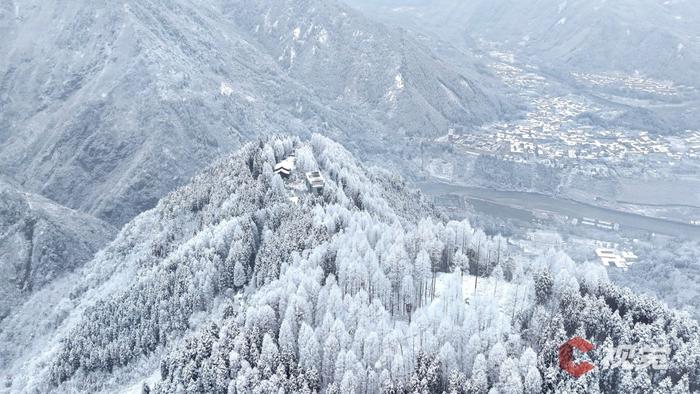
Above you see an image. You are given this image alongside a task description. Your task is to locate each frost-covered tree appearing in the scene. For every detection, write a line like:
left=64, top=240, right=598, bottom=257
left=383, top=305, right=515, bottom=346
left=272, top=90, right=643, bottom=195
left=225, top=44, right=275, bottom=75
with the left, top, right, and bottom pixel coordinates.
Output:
left=39, top=137, right=700, bottom=394
left=298, top=323, right=320, bottom=374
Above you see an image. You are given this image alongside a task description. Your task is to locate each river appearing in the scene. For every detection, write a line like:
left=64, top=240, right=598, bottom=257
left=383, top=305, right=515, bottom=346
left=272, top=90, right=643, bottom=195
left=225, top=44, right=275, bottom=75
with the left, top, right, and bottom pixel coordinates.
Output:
left=417, top=181, right=700, bottom=239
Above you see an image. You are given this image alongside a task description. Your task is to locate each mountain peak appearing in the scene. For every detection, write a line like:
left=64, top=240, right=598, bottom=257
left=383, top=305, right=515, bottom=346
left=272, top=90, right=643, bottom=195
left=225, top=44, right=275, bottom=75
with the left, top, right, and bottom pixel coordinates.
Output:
left=2, top=136, right=698, bottom=393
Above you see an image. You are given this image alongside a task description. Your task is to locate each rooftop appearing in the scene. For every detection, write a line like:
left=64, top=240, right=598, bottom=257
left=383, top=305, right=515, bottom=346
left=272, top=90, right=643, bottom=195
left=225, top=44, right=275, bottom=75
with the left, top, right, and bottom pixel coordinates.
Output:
left=306, top=171, right=325, bottom=188
left=274, top=156, right=296, bottom=172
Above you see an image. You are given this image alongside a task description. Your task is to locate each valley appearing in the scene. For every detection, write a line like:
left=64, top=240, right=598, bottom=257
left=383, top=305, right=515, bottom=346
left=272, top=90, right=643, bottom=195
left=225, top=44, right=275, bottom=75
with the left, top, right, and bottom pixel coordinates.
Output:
left=1, top=1, right=700, bottom=393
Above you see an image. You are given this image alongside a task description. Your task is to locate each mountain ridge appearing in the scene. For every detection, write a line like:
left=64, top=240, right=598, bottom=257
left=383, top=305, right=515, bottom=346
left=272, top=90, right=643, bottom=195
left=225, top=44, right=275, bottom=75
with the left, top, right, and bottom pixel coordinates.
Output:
left=345, top=0, right=700, bottom=87
left=0, top=0, right=508, bottom=227
left=0, top=180, right=116, bottom=323
left=1, top=136, right=698, bottom=393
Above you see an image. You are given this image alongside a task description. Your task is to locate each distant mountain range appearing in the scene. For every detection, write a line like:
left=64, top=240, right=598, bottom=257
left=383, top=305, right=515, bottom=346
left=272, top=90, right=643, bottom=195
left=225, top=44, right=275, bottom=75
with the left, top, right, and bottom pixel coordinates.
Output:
left=0, top=0, right=508, bottom=227
left=346, top=0, right=700, bottom=87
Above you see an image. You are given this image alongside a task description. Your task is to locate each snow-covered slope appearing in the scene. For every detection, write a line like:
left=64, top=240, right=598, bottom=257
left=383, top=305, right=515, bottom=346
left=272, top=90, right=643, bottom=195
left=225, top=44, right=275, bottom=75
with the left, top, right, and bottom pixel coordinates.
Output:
left=1, top=136, right=698, bottom=393
left=226, top=0, right=505, bottom=135
left=0, top=135, right=434, bottom=392
left=0, top=0, right=507, bottom=226
left=0, top=180, right=115, bottom=322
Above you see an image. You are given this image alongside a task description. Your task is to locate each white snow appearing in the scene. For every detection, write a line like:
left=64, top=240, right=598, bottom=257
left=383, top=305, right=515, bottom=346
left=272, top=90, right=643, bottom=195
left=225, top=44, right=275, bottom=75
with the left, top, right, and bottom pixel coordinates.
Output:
left=434, top=272, right=517, bottom=313
left=263, top=8, right=271, bottom=28
left=677, top=43, right=684, bottom=52
left=219, top=82, right=234, bottom=96
left=391, top=6, right=417, bottom=13
left=439, top=80, right=462, bottom=107
left=122, top=369, right=161, bottom=394
left=292, top=27, right=301, bottom=41
left=557, top=17, right=567, bottom=26
left=318, top=28, right=329, bottom=44
left=394, top=73, right=405, bottom=90
left=558, top=1, right=568, bottom=14
left=385, top=74, right=405, bottom=106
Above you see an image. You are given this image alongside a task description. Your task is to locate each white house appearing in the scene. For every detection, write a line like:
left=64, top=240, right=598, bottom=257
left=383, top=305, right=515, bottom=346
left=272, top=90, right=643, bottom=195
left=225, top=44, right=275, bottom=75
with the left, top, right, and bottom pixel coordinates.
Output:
left=596, top=248, right=638, bottom=270
left=595, top=248, right=627, bottom=268
left=621, top=251, right=638, bottom=263
left=274, top=156, right=296, bottom=178
left=305, top=171, right=325, bottom=194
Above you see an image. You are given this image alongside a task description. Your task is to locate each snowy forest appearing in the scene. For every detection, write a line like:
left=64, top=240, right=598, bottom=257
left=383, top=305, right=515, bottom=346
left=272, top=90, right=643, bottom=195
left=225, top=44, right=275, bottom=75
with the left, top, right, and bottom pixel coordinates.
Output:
left=2, top=0, right=700, bottom=392
left=1, top=136, right=693, bottom=393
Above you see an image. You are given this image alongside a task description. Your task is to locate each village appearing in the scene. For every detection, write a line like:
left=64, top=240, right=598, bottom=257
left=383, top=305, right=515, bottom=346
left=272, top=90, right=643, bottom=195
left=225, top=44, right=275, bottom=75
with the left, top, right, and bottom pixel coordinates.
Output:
left=440, top=111, right=697, bottom=171
left=572, top=71, right=695, bottom=97
left=425, top=47, right=700, bottom=278
left=434, top=48, right=700, bottom=171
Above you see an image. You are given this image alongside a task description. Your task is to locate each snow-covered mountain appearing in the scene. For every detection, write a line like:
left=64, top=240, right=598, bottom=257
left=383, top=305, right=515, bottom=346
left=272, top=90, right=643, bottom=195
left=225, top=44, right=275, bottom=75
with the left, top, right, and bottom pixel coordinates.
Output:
left=226, top=0, right=505, bottom=134
left=0, top=179, right=115, bottom=322
left=346, top=0, right=700, bottom=87
left=1, top=136, right=697, bottom=393
left=0, top=0, right=507, bottom=226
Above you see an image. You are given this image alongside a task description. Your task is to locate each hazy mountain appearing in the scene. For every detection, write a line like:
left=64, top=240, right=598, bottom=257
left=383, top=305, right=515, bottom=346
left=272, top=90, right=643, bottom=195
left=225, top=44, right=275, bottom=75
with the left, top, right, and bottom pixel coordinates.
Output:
left=346, top=0, right=700, bottom=86
left=226, top=0, right=506, bottom=135
left=0, top=0, right=507, bottom=227
left=1, top=136, right=698, bottom=393
left=0, top=180, right=115, bottom=322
